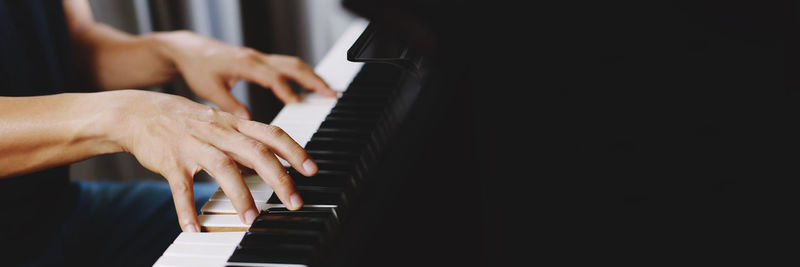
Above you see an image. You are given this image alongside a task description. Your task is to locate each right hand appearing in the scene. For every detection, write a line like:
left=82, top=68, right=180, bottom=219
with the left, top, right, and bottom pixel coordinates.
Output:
left=103, top=90, right=317, bottom=232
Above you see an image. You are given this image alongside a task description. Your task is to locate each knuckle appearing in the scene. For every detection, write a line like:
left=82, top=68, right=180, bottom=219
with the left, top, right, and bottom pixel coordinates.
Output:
left=199, top=106, right=218, bottom=121
left=169, top=181, right=192, bottom=195
left=252, top=142, right=272, bottom=157
left=273, top=171, right=293, bottom=187
left=263, top=124, right=287, bottom=138
left=212, top=156, right=237, bottom=172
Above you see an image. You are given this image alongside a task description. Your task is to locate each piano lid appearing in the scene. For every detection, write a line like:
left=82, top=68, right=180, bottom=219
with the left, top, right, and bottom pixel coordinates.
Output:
left=346, top=22, right=422, bottom=75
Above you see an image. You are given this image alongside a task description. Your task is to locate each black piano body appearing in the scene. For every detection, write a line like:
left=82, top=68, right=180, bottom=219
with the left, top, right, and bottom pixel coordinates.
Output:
left=233, top=1, right=798, bottom=266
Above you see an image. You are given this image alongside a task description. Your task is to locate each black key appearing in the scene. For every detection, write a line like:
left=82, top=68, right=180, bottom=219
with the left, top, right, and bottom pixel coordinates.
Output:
left=238, top=231, right=323, bottom=248
left=319, top=119, right=375, bottom=131
left=267, top=188, right=347, bottom=206
left=326, top=109, right=382, bottom=120
left=250, top=215, right=333, bottom=233
left=312, top=128, right=373, bottom=140
left=228, top=245, right=314, bottom=265
left=265, top=207, right=340, bottom=223
left=332, top=102, right=385, bottom=111
left=307, top=149, right=361, bottom=161
left=289, top=169, right=357, bottom=188
left=266, top=207, right=337, bottom=218
left=305, top=139, right=366, bottom=151
left=313, top=159, right=355, bottom=172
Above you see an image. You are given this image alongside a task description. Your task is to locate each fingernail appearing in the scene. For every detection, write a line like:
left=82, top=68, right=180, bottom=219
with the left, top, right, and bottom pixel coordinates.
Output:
left=303, top=159, right=318, bottom=175
left=183, top=223, right=199, bottom=232
left=243, top=209, right=258, bottom=225
left=290, top=193, right=303, bottom=210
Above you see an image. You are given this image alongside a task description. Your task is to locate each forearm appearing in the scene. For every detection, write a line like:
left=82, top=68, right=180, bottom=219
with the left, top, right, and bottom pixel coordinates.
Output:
left=0, top=92, right=122, bottom=177
left=71, top=22, right=179, bottom=90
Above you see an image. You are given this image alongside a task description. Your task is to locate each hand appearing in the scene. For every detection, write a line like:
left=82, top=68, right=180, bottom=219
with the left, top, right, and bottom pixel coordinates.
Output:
left=104, top=90, right=318, bottom=232
left=155, top=31, right=337, bottom=120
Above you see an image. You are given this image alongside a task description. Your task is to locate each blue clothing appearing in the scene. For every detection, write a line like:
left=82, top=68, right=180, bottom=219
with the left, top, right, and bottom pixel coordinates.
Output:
left=22, top=181, right=216, bottom=267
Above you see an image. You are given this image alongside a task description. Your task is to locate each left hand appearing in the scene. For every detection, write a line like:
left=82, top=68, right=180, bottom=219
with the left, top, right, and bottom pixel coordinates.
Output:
left=155, top=31, right=337, bottom=120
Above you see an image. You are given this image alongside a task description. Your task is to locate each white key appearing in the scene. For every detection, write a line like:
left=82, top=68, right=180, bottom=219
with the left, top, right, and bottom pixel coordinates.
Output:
left=198, top=214, right=250, bottom=232
left=208, top=190, right=270, bottom=203
left=172, top=231, right=245, bottom=245
left=201, top=200, right=268, bottom=214
left=154, top=232, right=245, bottom=266
left=153, top=255, right=229, bottom=267
left=245, top=182, right=272, bottom=192
left=273, top=122, right=320, bottom=147
left=163, top=243, right=236, bottom=258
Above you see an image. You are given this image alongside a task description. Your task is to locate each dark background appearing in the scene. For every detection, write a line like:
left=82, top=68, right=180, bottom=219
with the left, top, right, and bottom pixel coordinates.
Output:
left=342, top=0, right=798, bottom=265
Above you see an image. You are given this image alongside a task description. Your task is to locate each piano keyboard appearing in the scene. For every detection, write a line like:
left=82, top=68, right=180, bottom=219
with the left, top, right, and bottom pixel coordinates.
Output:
left=154, top=18, right=417, bottom=267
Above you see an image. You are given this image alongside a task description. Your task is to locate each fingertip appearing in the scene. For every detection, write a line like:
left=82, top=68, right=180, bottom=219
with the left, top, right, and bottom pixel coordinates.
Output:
left=182, top=223, right=199, bottom=232
left=242, top=209, right=259, bottom=225
left=289, top=193, right=303, bottom=210
left=302, top=159, right=318, bottom=176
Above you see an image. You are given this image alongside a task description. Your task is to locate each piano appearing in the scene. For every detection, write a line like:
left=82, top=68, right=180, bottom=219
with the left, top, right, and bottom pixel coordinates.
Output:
left=154, top=14, right=485, bottom=265
left=151, top=0, right=796, bottom=265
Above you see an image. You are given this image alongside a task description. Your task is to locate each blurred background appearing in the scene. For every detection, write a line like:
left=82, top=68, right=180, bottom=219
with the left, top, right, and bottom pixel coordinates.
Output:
left=70, top=0, right=359, bottom=182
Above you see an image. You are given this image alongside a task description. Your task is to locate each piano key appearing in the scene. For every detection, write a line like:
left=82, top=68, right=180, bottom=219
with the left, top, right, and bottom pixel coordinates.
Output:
left=311, top=128, right=373, bottom=141
left=265, top=207, right=339, bottom=223
left=250, top=215, right=333, bottom=234
left=227, top=245, right=315, bottom=265
left=172, top=231, right=246, bottom=245
left=289, top=169, right=356, bottom=187
left=243, top=182, right=272, bottom=192
left=163, top=243, right=237, bottom=258
left=199, top=214, right=251, bottom=232
left=153, top=255, right=229, bottom=267
left=202, top=201, right=269, bottom=214
left=306, top=149, right=362, bottom=160
left=271, top=103, right=335, bottom=123
left=157, top=18, right=372, bottom=266
left=243, top=175, right=266, bottom=184
left=208, top=190, right=271, bottom=203
left=304, top=139, right=366, bottom=152
left=238, top=231, right=323, bottom=249
left=266, top=189, right=347, bottom=206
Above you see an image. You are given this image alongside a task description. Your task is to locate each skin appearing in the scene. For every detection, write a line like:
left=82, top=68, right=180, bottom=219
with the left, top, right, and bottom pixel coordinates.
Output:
left=0, top=0, right=338, bottom=232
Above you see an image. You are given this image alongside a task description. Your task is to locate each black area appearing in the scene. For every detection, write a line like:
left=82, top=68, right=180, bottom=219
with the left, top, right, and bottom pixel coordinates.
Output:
left=340, top=0, right=798, bottom=265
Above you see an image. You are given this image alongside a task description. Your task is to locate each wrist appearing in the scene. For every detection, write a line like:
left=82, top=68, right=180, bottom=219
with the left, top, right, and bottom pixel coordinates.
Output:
left=79, top=91, right=134, bottom=155
left=149, top=30, right=195, bottom=70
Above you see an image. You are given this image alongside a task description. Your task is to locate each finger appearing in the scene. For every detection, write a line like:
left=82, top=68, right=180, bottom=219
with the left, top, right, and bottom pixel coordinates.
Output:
left=165, top=170, right=200, bottom=232
left=194, top=141, right=259, bottom=224
left=186, top=76, right=251, bottom=120
left=203, top=127, right=304, bottom=211
left=239, top=66, right=301, bottom=104
left=272, top=61, right=335, bottom=97
left=236, top=121, right=317, bottom=177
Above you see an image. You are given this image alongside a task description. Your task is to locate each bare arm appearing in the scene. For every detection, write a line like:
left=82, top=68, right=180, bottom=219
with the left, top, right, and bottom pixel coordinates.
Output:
left=63, top=0, right=336, bottom=119
left=0, top=90, right=317, bottom=232
left=64, top=0, right=176, bottom=91
left=0, top=93, right=121, bottom=178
